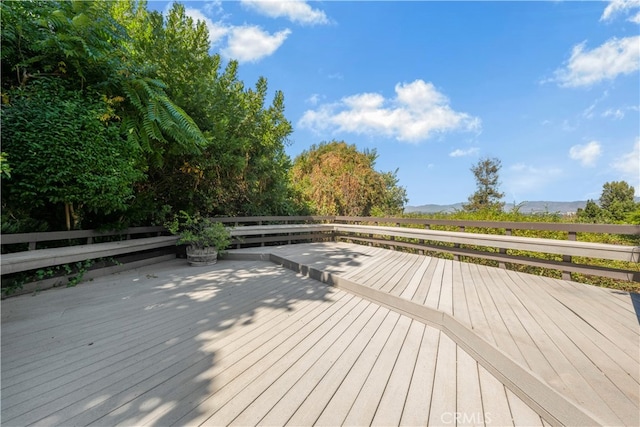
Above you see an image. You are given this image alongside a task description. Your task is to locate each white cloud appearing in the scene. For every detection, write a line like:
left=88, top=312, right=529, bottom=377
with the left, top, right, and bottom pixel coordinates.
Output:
left=611, top=138, right=640, bottom=193
left=449, top=147, right=479, bottom=157
left=180, top=6, right=290, bottom=63
left=602, top=108, right=625, bottom=119
left=552, top=36, right=640, bottom=87
left=184, top=7, right=230, bottom=46
left=203, top=1, right=224, bottom=17
left=600, top=0, right=640, bottom=22
left=506, top=163, right=563, bottom=195
left=582, top=103, right=596, bottom=119
left=222, top=26, right=291, bottom=63
left=306, top=93, right=322, bottom=105
left=562, top=119, right=578, bottom=132
left=569, top=141, right=602, bottom=167
left=299, top=79, right=481, bottom=143
left=241, top=0, right=329, bottom=25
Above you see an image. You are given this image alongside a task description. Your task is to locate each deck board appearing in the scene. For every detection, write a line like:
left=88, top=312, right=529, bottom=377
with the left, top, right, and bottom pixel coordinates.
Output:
left=426, top=332, right=457, bottom=427
left=226, top=242, right=639, bottom=426
left=3, top=241, right=638, bottom=426
left=399, top=327, right=440, bottom=427
left=455, top=346, right=483, bottom=427
left=342, top=315, right=413, bottom=426
left=263, top=306, right=388, bottom=425
left=370, top=320, right=424, bottom=427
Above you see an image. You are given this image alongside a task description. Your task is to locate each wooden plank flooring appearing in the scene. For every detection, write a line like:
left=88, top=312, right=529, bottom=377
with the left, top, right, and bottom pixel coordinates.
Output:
left=229, top=242, right=640, bottom=426
left=2, top=257, right=545, bottom=426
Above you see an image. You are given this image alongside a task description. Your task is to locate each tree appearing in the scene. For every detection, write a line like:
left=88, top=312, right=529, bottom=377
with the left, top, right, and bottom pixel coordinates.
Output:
left=463, top=157, right=505, bottom=212
left=1, top=78, right=142, bottom=230
left=1, top=0, right=210, bottom=228
left=577, top=200, right=605, bottom=223
left=113, top=3, right=297, bottom=217
left=576, top=181, right=637, bottom=223
left=600, top=181, right=636, bottom=222
left=1, top=0, right=301, bottom=230
left=290, top=141, right=407, bottom=216
left=374, top=171, right=409, bottom=216
left=1, top=0, right=207, bottom=163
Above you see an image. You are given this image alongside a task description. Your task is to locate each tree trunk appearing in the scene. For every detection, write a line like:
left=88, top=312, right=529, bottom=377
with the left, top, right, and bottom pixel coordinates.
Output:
left=65, top=203, right=71, bottom=231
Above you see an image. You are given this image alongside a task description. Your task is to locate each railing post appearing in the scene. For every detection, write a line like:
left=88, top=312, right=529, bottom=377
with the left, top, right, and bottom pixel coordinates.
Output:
left=389, top=222, right=398, bottom=251
left=499, top=228, right=511, bottom=269
left=28, top=241, right=36, bottom=251
left=563, top=231, right=577, bottom=280
left=454, top=226, right=464, bottom=259
left=418, top=224, right=429, bottom=255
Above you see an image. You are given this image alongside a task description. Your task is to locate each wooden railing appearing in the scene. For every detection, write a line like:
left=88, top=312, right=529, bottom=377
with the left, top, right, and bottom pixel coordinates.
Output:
left=1, top=226, right=177, bottom=296
left=2, top=216, right=639, bottom=296
left=222, top=216, right=640, bottom=283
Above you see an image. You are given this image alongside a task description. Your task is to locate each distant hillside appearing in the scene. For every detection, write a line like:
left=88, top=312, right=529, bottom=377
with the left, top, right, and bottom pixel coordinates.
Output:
left=406, top=197, right=640, bottom=214
left=405, top=201, right=588, bottom=214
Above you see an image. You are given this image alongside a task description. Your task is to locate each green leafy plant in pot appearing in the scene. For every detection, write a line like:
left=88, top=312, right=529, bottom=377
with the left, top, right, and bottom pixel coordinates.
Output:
left=166, top=211, right=231, bottom=266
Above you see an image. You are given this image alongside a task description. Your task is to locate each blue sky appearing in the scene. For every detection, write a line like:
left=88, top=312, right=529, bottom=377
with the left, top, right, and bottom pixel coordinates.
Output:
left=149, top=0, right=639, bottom=206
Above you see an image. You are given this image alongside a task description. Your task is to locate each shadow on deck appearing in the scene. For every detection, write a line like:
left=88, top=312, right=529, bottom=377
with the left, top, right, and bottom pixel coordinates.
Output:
left=2, top=259, right=336, bottom=426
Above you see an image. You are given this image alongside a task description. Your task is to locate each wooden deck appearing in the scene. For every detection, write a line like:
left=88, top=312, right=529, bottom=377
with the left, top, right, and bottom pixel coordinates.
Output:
left=2, top=242, right=638, bottom=426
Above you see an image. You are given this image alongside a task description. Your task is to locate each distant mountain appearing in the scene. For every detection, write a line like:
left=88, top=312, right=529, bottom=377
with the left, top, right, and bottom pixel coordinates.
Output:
left=405, top=200, right=589, bottom=214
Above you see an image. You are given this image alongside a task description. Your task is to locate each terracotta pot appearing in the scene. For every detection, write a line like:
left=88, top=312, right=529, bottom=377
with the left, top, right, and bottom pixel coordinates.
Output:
left=186, top=246, right=218, bottom=266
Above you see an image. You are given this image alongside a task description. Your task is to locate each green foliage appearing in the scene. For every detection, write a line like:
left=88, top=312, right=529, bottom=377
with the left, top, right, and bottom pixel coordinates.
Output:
left=0, top=152, right=11, bottom=178
left=2, top=258, right=95, bottom=296
left=463, top=157, right=505, bottom=213
left=2, top=0, right=299, bottom=230
left=600, top=181, right=637, bottom=222
left=577, top=200, right=605, bottom=223
left=290, top=141, right=407, bottom=216
left=112, top=3, right=299, bottom=217
left=1, top=78, right=143, bottom=229
left=166, top=211, right=231, bottom=253
left=577, top=181, right=638, bottom=224
left=1, top=0, right=127, bottom=89
left=625, top=207, right=640, bottom=225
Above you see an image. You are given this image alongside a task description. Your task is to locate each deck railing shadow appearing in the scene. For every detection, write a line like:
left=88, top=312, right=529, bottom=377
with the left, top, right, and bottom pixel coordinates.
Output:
left=630, top=293, right=640, bottom=325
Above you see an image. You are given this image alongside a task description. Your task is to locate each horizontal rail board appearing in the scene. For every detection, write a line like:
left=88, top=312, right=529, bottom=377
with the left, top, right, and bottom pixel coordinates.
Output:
left=1, top=226, right=166, bottom=246
left=232, top=233, right=333, bottom=246
left=333, top=224, right=639, bottom=262
left=228, top=224, right=333, bottom=236
left=334, top=216, right=640, bottom=234
left=337, top=235, right=640, bottom=282
left=217, top=215, right=334, bottom=225
left=227, top=223, right=639, bottom=263
left=1, top=236, right=178, bottom=275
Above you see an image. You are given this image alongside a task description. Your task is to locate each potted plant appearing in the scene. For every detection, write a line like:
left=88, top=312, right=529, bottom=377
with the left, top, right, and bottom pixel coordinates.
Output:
left=166, top=211, right=231, bottom=266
